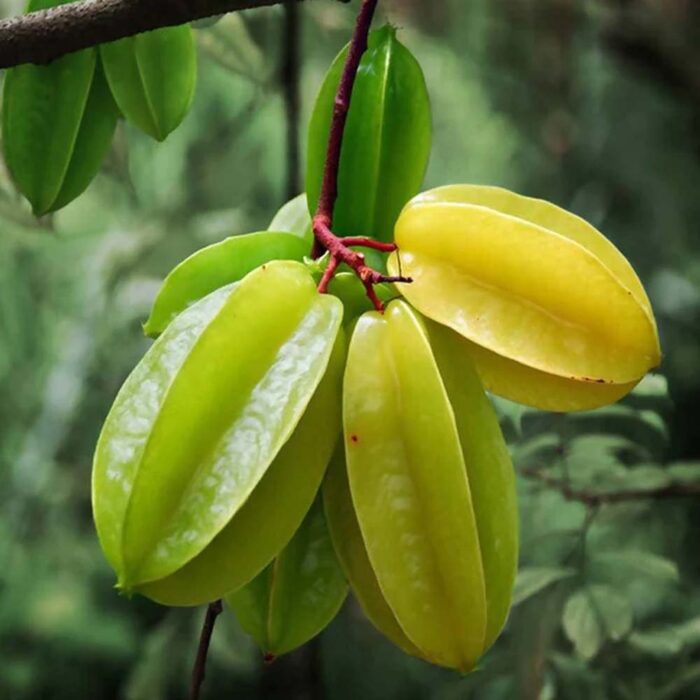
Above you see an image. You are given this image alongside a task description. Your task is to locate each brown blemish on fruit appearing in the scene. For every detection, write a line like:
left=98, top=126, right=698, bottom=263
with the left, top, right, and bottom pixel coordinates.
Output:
left=575, top=376, right=612, bottom=384
left=350, top=434, right=359, bottom=443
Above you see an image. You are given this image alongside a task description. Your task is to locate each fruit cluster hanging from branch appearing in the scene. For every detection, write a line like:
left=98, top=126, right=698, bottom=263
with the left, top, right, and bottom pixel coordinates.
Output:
left=0, top=0, right=662, bottom=697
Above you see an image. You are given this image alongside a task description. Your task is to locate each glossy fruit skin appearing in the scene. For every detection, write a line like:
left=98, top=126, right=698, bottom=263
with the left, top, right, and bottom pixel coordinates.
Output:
left=342, top=300, right=518, bottom=671
left=389, top=184, right=661, bottom=411
left=2, top=0, right=119, bottom=215
left=323, top=447, right=422, bottom=658
left=92, top=261, right=343, bottom=601
left=226, top=497, right=347, bottom=658
left=307, top=25, right=431, bottom=244
left=100, top=24, right=196, bottom=141
left=143, top=232, right=309, bottom=337
left=139, top=333, right=345, bottom=606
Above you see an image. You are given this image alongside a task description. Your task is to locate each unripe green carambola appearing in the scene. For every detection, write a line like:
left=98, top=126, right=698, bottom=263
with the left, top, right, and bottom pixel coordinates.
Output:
left=334, top=300, right=518, bottom=671
left=2, top=0, right=119, bottom=215
left=100, top=24, right=196, bottom=141
left=143, top=231, right=309, bottom=337
left=92, top=261, right=344, bottom=605
left=226, top=497, right=347, bottom=659
left=307, top=25, right=431, bottom=244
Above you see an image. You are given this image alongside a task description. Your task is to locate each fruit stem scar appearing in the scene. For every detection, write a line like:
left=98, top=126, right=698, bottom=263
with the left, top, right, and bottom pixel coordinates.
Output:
left=309, top=0, right=411, bottom=312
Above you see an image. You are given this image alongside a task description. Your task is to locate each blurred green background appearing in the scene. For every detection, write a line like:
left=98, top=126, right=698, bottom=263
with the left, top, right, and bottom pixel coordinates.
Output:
left=1, top=0, right=699, bottom=698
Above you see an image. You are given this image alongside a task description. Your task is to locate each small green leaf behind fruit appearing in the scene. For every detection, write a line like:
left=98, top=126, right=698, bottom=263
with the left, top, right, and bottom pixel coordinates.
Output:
left=2, top=0, right=120, bottom=215
left=563, top=585, right=633, bottom=660
left=226, top=497, right=348, bottom=658
left=512, top=567, right=576, bottom=607
left=101, top=25, right=197, bottom=141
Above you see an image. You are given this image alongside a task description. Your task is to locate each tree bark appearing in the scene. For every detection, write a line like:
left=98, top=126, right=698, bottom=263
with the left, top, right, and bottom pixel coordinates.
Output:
left=0, top=0, right=346, bottom=69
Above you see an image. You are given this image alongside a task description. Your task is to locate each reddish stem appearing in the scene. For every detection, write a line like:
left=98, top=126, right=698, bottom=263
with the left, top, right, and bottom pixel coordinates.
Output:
left=311, top=0, right=411, bottom=311
left=315, top=218, right=409, bottom=302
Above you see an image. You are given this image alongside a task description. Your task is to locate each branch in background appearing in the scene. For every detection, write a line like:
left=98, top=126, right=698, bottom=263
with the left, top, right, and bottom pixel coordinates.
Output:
left=521, top=467, right=700, bottom=507
left=0, top=0, right=347, bottom=70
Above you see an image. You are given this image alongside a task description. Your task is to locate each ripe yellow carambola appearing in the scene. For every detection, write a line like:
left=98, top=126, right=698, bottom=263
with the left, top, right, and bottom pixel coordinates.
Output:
left=331, top=300, right=518, bottom=671
left=389, top=185, right=661, bottom=411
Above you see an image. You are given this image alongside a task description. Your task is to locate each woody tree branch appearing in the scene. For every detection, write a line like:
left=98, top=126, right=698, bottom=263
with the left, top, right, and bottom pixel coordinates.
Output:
left=0, top=0, right=347, bottom=70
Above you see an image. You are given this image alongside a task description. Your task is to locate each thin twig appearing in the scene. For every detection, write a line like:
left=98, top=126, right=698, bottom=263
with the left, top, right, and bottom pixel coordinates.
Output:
left=310, top=0, right=411, bottom=310
left=0, top=0, right=347, bottom=70
left=522, top=467, right=700, bottom=506
left=190, top=599, right=223, bottom=700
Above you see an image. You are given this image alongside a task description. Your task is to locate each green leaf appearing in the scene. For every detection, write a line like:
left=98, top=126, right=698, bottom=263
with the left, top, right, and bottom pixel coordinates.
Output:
left=562, top=589, right=604, bottom=660
left=667, top=462, right=700, bottom=484
left=93, top=261, right=343, bottom=590
left=307, top=25, right=431, bottom=243
left=511, top=433, right=562, bottom=467
left=605, top=465, right=671, bottom=492
left=512, top=567, right=576, bottom=606
left=587, top=584, right=633, bottom=641
left=589, top=551, right=679, bottom=585
left=227, top=497, right=348, bottom=657
left=628, top=628, right=684, bottom=658
left=674, top=617, right=700, bottom=647
left=101, top=24, right=196, bottom=141
left=628, top=617, right=700, bottom=658
left=143, top=232, right=309, bottom=337
left=268, top=193, right=312, bottom=241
